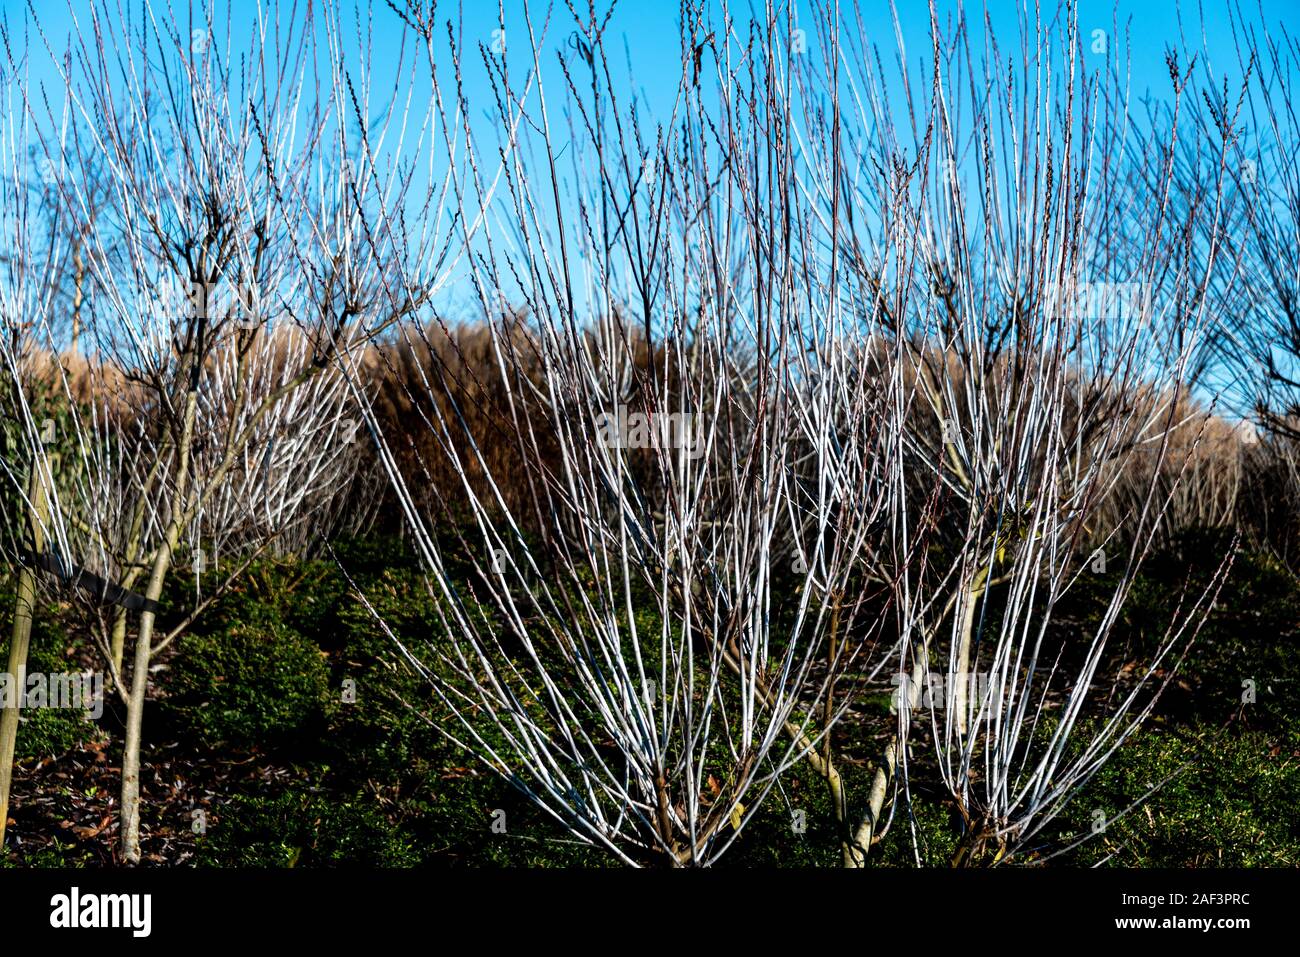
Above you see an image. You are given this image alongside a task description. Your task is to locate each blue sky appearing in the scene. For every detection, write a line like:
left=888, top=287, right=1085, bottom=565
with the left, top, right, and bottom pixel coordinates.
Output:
left=2, top=0, right=1296, bottom=350
left=8, top=0, right=1291, bottom=144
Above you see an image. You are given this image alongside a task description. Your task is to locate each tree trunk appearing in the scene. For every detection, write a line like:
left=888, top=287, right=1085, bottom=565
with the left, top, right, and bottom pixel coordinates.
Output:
left=70, top=239, right=84, bottom=355
left=846, top=649, right=925, bottom=866
left=109, top=607, right=128, bottom=675
left=951, top=570, right=988, bottom=738
left=118, top=546, right=172, bottom=863
left=0, top=453, right=52, bottom=849
left=118, top=390, right=197, bottom=863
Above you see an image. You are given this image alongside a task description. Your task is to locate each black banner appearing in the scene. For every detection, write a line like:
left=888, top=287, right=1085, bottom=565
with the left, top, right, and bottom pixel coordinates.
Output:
left=0, top=867, right=1287, bottom=945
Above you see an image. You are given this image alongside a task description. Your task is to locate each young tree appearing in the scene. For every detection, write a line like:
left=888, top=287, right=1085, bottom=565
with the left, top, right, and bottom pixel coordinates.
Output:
left=0, top=63, right=80, bottom=848
left=1, top=0, right=410, bottom=861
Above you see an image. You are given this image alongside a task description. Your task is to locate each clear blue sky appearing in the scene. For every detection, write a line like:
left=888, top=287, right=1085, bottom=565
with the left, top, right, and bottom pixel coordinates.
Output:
left=2, top=0, right=1295, bottom=335
left=7, top=0, right=1291, bottom=146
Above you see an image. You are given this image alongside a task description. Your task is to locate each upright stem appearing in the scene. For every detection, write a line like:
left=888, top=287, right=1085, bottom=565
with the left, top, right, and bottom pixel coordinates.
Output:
left=119, top=390, right=196, bottom=863
left=952, top=569, right=988, bottom=739
left=0, top=450, right=52, bottom=850
left=109, top=607, right=128, bottom=675
left=112, top=474, right=156, bottom=674
left=846, top=592, right=958, bottom=867
left=846, top=649, right=925, bottom=866
left=70, top=239, right=84, bottom=355
left=118, top=546, right=172, bottom=863
left=820, top=598, right=854, bottom=865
